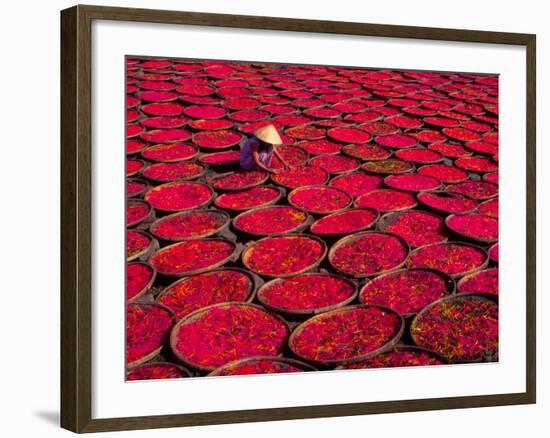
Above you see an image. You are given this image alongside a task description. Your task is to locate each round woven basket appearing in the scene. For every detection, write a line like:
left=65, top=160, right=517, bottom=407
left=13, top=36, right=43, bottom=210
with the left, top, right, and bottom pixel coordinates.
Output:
left=410, top=294, right=498, bottom=364
left=149, top=209, right=231, bottom=242
left=445, top=214, right=499, bottom=244
left=126, top=302, right=177, bottom=369
left=155, top=267, right=262, bottom=311
left=328, top=231, right=410, bottom=278
left=126, top=361, right=193, bottom=380
left=232, top=205, right=312, bottom=238
left=287, top=185, right=353, bottom=216
left=150, top=238, right=242, bottom=277
left=334, top=344, right=449, bottom=369
left=407, top=241, right=489, bottom=279
left=256, top=272, right=359, bottom=317
left=170, top=302, right=290, bottom=373
left=376, top=209, right=449, bottom=248
left=241, top=234, right=328, bottom=279
left=358, top=267, right=456, bottom=319
left=208, top=356, right=318, bottom=376
left=127, top=261, right=158, bottom=303
left=288, top=304, right=405, bottom=367
left=309, top=208, right=380, bottom=238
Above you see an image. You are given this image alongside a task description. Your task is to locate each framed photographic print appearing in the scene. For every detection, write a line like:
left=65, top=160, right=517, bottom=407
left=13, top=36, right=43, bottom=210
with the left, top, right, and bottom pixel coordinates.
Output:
left=60, top=4, right=536, bottom=433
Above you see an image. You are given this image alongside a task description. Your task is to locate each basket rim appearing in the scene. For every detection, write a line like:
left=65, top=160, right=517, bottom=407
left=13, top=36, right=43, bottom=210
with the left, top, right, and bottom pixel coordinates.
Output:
left=288, top=304, right=405, bottom=366
left=287, top=184, right=353, bottom=215
left=149, top=237, right=240, bottom=277
left=488, top=242, right=499, bottom=263
left=149, top=208, right=231, bottom=242
left=126, top=302, right=177, bottom=369
left=207, top=355, right=318, bottom=376
left=409, top=293, right=498, bottom=364
left=169, top=302, right=290, bottom=373
left=241, top=233, right=328, bottom=279
left=359, top=267, right=456, bottom=318
left=256, top=271, right=359, bottom=316
left=328, top=230, right=411, bottom=279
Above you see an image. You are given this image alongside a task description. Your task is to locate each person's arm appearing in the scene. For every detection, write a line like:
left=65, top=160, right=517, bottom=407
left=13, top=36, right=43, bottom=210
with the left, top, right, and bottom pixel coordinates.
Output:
left=272, top=145, right=293, bottom=169
left=252, top=150, right=279, bottom=174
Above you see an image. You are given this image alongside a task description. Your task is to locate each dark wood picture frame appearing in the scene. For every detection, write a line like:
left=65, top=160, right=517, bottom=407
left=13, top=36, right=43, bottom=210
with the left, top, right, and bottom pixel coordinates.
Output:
left=60, top=4, right=536, bottom=433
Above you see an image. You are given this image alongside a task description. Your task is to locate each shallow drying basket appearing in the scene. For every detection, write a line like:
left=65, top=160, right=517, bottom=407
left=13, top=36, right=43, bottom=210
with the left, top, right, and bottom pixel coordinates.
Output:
left=126, top=302, right=177, bottom=370
left=288, top=304, right=405, bottom=367
left=409, top=294, right=498, bottom=364
left=127, top=261, right=158, bottom=303
left=232, top=205, right=313, bottom=238
left=213, top=185, right=286, bottom=214
left=207, top=356, right=318, bottom=376
left=445, top=214, right=499, bottom=244
left=241, top=234, right=328, bottom=279
left=376, top=209, right=449, bottom=247
left=287, top=185, right=353, bottom=215
left=149, top=209, right=231, bottom=242
left=126, top=361, right=193, bottom=380
left=358, top=267, right=456, bottom=319
left=126, top=178, right=151, bottom=198
left=169, top=302, right=290, bottom=373
left=209, top=171, right=270, bottom=192
left=126, top=230, right=158, bottom=262
left=156, top=267, right=262, bottom=309
left=256, top=272, right=359, bottom=317
left=407, top=241, right=489, bottom=280
left=126, top=199, right=153, bottom=228
left=328, top=231, right=411, bottom=279
left=144, top=181, right=215, bottom=213
left=334, top=344, right=449, bottom=369
left=309, top=208, right=380, bottom=238
left=149, top=238, right=242, bottom=277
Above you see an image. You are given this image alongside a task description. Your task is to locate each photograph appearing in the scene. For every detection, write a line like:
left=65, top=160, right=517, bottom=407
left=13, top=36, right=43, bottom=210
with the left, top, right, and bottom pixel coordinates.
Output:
left=125, top=56, right=499, bottom=380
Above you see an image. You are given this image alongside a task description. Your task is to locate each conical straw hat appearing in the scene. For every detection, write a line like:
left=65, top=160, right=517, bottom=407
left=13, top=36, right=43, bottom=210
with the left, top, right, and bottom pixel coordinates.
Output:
left=254, top=124, right=282, bottom=145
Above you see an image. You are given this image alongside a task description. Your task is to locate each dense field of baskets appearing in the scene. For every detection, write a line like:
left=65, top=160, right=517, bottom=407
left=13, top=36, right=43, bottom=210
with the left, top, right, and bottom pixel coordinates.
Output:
left=125, top=56, right=498, bottom=380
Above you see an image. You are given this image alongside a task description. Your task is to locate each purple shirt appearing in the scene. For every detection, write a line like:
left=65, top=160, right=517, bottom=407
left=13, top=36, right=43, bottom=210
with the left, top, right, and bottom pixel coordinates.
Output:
left=240, top=136, right=273, bottom=170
